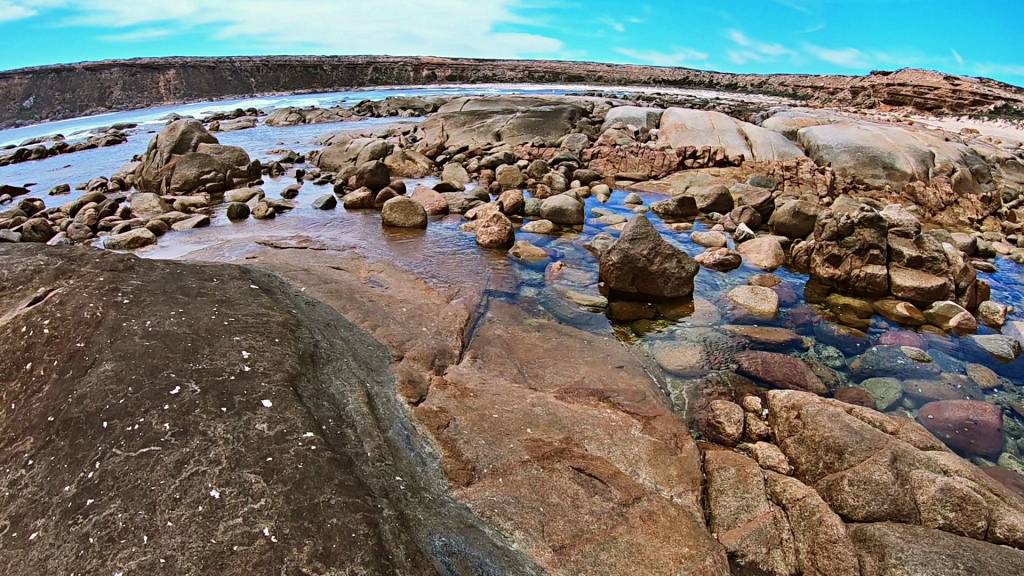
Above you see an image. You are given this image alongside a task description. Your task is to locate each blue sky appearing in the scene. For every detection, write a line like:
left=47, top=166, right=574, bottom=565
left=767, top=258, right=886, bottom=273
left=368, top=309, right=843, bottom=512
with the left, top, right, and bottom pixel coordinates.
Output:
left=0, top=0, right=1021, bottom=87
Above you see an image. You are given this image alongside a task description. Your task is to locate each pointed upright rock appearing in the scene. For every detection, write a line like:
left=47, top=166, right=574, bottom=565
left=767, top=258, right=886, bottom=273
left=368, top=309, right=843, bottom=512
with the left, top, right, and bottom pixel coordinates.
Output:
left=599, top=214, right=699, bottom=301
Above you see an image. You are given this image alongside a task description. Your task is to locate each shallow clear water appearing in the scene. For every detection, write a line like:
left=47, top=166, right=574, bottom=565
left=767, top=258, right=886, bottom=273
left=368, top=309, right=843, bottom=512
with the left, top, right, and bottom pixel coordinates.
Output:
left=0, top=116, right=417, bottom=208
left=4, top=85, right=1023, bottom=459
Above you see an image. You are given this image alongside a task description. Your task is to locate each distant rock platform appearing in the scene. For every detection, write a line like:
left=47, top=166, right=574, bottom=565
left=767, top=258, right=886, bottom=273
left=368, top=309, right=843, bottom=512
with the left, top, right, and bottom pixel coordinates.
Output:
left=1, top=55, right=1023, bottom=127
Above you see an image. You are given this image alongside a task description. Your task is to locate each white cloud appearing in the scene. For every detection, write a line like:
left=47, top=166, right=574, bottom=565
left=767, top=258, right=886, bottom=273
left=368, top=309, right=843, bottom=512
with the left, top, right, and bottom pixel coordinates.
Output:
left=0, top=0, right=45, bottom=21
left=951, top=49, right=964, bottom=66
left=598, top=16, right=626, bottom=34
left=726, top=29, right=795, bottom=64
left=0, top=0, right=64, bottom=21
left=803, top=43, right=869, bottom=68
left=16, top=0, right=565, bottom=58
left=98, top=27, right=172, bottom=42
left=771, top=0, right=811, bottom=14
left=614, top=47, right=709, bottom=67
left=973, top=62, right=1024, bottom=78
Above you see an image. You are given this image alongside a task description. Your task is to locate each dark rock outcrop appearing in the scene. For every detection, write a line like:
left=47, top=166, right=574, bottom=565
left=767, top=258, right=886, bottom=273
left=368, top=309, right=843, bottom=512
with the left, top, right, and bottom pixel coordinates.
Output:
left=599, top=215, right=699, bottom=301
left=0, top=244, right=541, bottom=576
left=136, top=119, right=255, bottom=195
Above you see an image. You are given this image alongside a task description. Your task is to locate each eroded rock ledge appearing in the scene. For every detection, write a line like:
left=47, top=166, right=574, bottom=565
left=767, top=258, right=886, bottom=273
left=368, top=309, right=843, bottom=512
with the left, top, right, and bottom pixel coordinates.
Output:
left=4, top=241, right=1024, bottom=575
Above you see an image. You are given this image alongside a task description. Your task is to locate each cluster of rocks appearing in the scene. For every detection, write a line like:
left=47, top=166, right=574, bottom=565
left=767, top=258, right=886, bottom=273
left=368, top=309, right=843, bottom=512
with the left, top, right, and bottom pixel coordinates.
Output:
left=694, top=388, right=1024, bottom=575
left=350, top=95, right=456, bottom=118
left=4, top=90, right=1024, bottom=575
left=304, top=100, right=620, bottom=250
left=315, top=96, right=1024, bottom=337
left=0, top=119, right=266, bottom=248
left=788, top=196, right=1007, bottom=334
left=0, top=128, right=128, bottom=167
left=213, top=95, right=454, bottom=131
left=264, top=106, right=354, bottom=127
left=4, top=96, right=1022, bottom=338
left=205, top=106, right=263, bottom=132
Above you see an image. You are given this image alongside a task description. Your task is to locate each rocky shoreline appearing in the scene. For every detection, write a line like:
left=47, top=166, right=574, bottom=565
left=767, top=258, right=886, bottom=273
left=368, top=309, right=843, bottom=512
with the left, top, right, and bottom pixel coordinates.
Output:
left=3, top=85, right=1024, bottom=574
left=2, top=55, right=1024, bottom=128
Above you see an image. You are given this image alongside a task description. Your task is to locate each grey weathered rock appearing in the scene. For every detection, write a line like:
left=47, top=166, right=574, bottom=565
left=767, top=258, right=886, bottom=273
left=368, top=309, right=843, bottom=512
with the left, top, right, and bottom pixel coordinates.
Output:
left=225, top=187, right=263, bottom=203
left=349, top=160, right=391, bottom=192
left=136, top=119, right=219, bottom=194
left=736, top=236, right=786, bottom=270
left=342, top=187, right=375, bottom=210
left=226, top=202, right=250, bottom=220
left=704, top=400, right=745, bottom=446
left=658, top=108, right=805, bottom=162
left=384, top=148, right=434, bottom=178
left=420, top=97, right=586, bottom=149
left=704, top=450, right=798, bottom=575
left=969, top=334, right=1022, bottom=361
left=311, top=194, right=337, bottom=210
left=539, top=194, right=584, bottom=225
left=171, top=214, right=210, bottom=232
left=651, top=195, right=698, bottom=220
left=315, top=136, right=392, bottom=172
left=805, top=207, right=890, bottom=297
left=381, top=196, right=428, bottom=229
left=130, top=192, right=171, bottom=220
left=495, top=164, right=525, bottom=190
left=602, top=105, right=664, bottom=131
left=691, top=184, right=733, bottom=213
left=769, top=199, right=819, bottom=239
left=766, top=389, right=1024, bottom=550
left=521, top=219, right=556, bottom=234
left=727, top=285, right=780, bottom=318
left=691, top=230, right=727, bottom=248
left=104, top=227, right=156, bottom=250
left=695, top=247, right=742, bottom=271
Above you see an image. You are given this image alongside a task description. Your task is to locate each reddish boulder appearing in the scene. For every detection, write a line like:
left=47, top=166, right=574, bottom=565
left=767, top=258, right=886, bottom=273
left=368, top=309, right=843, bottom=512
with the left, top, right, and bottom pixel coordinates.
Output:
left=918, top=400, right=1004, bottom=458
left=735, top=351, right=828, bottom=395
left=835, top=387, right=876, bottom=408
left=877, top=330, right=927, bottom=349
left=475, top=212, right=515, bottom=249
left=411, top=186, right=449, bottom=215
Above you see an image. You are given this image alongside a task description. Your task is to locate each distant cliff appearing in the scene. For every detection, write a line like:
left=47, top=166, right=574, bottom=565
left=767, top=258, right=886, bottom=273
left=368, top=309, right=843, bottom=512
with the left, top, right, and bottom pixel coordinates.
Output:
left=1, top=55, right=1022, bottom=128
